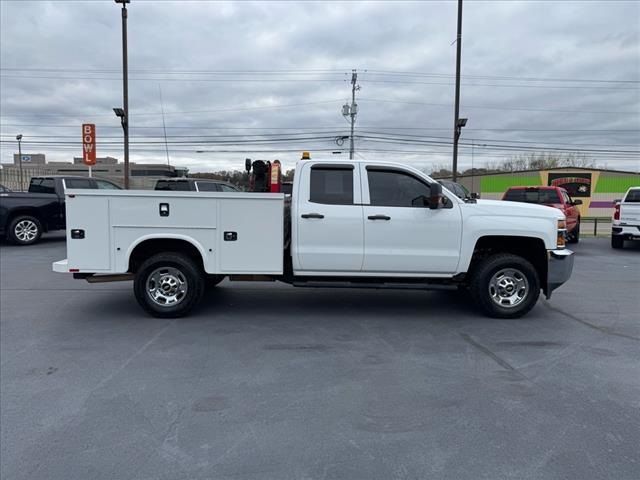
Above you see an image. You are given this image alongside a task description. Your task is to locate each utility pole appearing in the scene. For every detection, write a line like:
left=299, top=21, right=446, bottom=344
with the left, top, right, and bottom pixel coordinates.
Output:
left=452, top=0, right=463, bottom=182
left=115, top=0, right=130, bottom=189
left=342, top=70, right=360, bottom=160
left=16, top=134, right=23, bottom=191
left=349, top=70, right=358, bottom=160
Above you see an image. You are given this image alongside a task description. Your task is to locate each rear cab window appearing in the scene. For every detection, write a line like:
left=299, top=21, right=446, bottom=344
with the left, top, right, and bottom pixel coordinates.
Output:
left=64, top=178, right=93, bottom=189
left=624, top=189, right=640, bottom=203
left=504, top=188, right=561, bottom=204
left=155, top=180, right=191, bottom=191
left=28, top=178, right=56, bottom=194
left=309, top=166, right=354, bottom=205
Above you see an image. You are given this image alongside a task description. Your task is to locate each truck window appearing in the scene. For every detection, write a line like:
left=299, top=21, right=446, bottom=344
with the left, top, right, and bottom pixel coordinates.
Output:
left=95, top=180, right=120, bottom=190
left=64, top=178, right=93, bottom=189
left=196, top=182, right=220, bottom=192
left=220, top=184, right=238, bottom=192
left=310, top=167, right=353, bottom=205
left=156, top=180, right=191, bottom=191
left=504, top=189, right=561, bottom=204
left=29, top=178, right=56, bottom=194
left=368, top=169, right=431, bottom=207
left=624, top=189, right=640, bottom=203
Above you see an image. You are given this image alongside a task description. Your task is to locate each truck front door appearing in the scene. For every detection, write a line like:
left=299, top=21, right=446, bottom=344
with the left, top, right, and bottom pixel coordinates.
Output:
left=360, top=165, right=462, bottom=274
left=293, top=163, right=364, bottom=272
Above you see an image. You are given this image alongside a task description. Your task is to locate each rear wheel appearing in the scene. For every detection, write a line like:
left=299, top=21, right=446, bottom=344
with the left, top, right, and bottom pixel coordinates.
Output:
left=611, top=235, right=624, bottom=249
left=134, top=253, right=205, bottom=318
left=8, top=215, right=42, bottom=245
left=469, top=254, right=540, bottom=319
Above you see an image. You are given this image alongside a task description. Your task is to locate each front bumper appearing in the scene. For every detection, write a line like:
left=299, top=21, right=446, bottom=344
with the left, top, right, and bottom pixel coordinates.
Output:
left=546, top=249, right=574, bottom=298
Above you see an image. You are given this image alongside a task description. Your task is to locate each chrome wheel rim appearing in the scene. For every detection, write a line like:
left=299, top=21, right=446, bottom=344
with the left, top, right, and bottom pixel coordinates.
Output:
left=146, top=267, right=188, bottom=307
left=14, top=220, right=38, bottom=242
left=488, top=268, right=529, bottom=308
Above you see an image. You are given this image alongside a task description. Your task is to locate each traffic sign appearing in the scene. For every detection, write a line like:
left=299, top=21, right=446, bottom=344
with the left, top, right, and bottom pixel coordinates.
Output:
left=82, top=124, right=96, bottom=166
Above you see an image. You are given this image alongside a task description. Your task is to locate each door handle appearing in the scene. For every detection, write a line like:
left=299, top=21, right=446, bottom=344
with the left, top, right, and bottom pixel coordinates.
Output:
left=368, top=214, right=391, bottom=221
left=301, top=213, right=324, bottom=219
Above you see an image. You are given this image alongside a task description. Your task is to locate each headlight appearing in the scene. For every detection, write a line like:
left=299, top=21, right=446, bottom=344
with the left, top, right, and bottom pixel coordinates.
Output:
left=557, top=219, right=566, bottom=248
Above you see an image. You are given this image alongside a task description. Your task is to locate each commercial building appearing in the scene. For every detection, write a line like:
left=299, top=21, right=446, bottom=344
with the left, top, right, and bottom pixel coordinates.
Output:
left=449, top=167, right=640, bottom=218
left=1, top=154, right=187, bottom=190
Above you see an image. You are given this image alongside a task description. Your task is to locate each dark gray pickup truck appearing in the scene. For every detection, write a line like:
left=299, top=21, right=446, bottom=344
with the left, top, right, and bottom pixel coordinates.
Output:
left=0, top=176, right=120, bottom=245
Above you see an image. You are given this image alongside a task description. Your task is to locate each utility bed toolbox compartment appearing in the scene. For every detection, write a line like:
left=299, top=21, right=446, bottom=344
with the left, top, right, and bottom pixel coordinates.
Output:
left=64, top=190, right=284, bottom=275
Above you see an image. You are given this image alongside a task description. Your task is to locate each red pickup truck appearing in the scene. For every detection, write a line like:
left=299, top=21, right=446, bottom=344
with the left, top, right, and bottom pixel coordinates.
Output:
left=503, top=186, right=582, bottom=243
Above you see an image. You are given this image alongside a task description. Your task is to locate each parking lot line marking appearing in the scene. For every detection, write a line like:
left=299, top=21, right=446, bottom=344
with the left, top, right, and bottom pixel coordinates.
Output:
left=460, top=333, right=527, bottom=380
left=541, top=300, right=640, bottom=342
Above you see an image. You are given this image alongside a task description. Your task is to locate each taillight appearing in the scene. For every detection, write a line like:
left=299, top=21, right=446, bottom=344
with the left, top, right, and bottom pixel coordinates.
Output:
left=613, top=203, right=621, bottom=221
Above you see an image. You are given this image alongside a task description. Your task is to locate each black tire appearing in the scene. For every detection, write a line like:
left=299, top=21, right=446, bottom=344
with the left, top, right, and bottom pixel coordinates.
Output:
left=207, top=275, right=225, bottom=288
left=133, top=252, right=205, bottom=318
left=567, top=221, right=580, bottom=244
left=611, top=235, right=624, bottom=249
left=468, top=254, right=540, bottom=319
left=7, top=215, right=42, bottom=245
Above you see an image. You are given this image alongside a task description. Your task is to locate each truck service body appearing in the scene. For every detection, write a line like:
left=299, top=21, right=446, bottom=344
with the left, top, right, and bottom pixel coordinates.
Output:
left=53, top=159, right=574, bottom=318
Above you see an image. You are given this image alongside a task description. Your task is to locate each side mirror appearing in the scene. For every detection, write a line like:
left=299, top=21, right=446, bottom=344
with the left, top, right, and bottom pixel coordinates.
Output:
left=470, top=192, right=480, bottom=200
left=429, top=183, right=443, bottom=210
left=245, top=158, right=252, bottom=173
left=613, top=199, right=622, bottom=204
left=572, top=199, right=583, bottom=206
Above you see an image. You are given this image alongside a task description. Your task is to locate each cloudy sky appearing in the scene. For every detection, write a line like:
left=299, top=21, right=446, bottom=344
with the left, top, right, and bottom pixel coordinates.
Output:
left=1, top=0, right=638, bottom=174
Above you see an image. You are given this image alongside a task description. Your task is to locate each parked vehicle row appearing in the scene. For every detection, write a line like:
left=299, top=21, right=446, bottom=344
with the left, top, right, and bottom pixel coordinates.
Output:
left=0, top=176, right=121, bottom=245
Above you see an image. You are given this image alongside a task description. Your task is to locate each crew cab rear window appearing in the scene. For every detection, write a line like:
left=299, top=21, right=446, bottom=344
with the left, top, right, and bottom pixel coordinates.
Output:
left=155, top=180, right=191, bottom=191
left=368, top=169, right=431, bottom=207
left=624, top=189, right=640, bottom=203
left=310, top=166, right=353, bottom=205
left=504, top=189, right=561, bottom=204
left=29, top=178, right=55, bottom=194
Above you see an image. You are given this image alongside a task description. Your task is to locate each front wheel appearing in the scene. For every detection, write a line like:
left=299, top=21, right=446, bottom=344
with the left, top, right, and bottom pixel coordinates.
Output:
left=8, top=215, right=42, bottom=245
left=134, top=253, right=205, bottom=318
left=468, top=254, right=540, bottom=319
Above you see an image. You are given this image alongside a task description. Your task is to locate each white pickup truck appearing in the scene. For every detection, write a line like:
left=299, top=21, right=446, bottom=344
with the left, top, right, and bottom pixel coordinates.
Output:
left=612, top=186, right=640, bottom=249
left=53, top=159, right=574, bottom=319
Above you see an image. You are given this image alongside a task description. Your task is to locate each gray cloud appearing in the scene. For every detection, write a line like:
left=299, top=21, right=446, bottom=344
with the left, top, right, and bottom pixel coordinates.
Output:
left=1, top=0, right=638, bottom=174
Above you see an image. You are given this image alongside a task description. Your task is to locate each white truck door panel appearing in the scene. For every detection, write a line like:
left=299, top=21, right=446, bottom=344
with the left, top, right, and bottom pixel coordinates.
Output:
left=294, top=163, right=364, bottom=272
left=361, top=165, right=462, bottom=274
left=65, top=194, right=111, bottom=271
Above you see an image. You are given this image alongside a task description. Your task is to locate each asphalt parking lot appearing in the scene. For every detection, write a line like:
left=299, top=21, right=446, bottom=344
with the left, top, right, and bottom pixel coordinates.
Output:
left=1, top=233, right=639, bottom=480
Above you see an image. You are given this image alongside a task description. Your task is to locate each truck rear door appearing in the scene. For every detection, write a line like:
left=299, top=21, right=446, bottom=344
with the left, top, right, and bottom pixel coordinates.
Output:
left=293, top=162, right=364, bottom=272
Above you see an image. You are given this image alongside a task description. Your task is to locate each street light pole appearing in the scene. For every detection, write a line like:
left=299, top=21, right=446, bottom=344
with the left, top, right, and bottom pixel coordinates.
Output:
left=452, top=0, right=463, bottom=182
left=116, top=0, right=130, bottom=189
left=16, top=134, right=23, bottom=191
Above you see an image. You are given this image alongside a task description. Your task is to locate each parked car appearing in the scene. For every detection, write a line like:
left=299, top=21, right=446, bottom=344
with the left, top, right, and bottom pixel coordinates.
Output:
left=154, top=178, right=240, bottom=192
left=437, top=180, right=475, bottom=200
left=0, top=176, right=121, bottom=245
left=54, top=159, right=574, bottom=320
left=611, top=187, right=640, bottom=249
left=502, top=186, right=582, bottom=243
left=0, top=184, right=11, bottom=193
